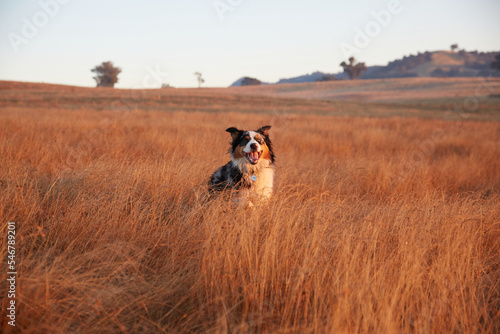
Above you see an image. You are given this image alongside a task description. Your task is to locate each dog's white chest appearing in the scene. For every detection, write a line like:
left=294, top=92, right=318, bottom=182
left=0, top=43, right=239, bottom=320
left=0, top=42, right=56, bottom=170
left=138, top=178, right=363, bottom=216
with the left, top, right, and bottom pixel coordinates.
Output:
left=248, top=167, right=274, bottom=199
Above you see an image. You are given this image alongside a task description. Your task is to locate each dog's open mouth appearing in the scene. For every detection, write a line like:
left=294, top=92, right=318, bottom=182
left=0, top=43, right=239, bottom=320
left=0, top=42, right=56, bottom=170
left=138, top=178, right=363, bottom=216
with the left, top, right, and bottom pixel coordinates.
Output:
left=244, top=151, right=262, bottom=165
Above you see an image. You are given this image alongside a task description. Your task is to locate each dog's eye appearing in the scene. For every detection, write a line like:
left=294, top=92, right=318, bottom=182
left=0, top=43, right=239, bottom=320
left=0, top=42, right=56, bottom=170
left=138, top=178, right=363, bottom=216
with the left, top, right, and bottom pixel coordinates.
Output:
left=239, top=136, right=250, bottom=146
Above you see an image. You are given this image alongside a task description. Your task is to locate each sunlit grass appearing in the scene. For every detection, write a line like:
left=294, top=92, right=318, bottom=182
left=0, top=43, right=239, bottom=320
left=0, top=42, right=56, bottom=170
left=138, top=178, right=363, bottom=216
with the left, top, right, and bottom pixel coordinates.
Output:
left=0, top=85, right=499, bottom=333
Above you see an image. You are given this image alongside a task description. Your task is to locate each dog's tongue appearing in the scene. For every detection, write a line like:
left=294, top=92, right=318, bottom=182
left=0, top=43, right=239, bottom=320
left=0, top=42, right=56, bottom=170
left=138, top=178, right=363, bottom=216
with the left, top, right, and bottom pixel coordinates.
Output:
left=249, top=151, right=259, bottom=163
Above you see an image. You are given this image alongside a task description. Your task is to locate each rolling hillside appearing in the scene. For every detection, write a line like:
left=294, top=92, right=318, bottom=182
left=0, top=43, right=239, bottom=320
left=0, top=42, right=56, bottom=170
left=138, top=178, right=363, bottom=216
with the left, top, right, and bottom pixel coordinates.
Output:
left=365, top=50, right=499, bottom=79
left=222, top=77, right=500, bottom=104
left=231, top=50, right=500, bottom=86
left=1, top=78, right=499, bottom=121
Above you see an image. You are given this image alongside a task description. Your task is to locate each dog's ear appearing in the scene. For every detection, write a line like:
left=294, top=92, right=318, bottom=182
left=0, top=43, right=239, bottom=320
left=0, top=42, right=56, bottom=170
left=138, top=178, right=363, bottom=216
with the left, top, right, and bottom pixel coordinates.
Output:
left=257, top=125, right=271, bottom=137
left=226, top=127, right=242, bottom=141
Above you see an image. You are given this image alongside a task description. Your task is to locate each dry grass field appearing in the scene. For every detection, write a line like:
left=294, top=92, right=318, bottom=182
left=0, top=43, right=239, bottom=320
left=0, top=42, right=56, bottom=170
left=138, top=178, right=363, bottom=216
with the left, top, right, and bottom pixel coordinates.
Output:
left=1, top=79, right=499, bottom=333
left=219, top=77, right=500, bottom=103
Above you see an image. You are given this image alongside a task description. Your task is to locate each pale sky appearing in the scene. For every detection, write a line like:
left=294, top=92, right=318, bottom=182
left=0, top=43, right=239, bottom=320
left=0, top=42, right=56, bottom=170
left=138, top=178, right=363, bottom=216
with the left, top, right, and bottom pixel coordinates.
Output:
left=1, top=0, right=499, bottom=88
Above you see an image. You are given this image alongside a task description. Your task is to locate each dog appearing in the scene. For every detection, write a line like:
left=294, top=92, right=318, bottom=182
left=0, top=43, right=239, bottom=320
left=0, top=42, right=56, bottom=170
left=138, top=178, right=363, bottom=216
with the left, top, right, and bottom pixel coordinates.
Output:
left=209, top=125, right=275, bottom=204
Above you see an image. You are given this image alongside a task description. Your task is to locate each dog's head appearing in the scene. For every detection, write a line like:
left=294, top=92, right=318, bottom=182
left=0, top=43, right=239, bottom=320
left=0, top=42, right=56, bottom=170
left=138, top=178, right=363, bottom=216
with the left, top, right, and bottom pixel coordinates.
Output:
left=226, top=125, right=275, bottom=165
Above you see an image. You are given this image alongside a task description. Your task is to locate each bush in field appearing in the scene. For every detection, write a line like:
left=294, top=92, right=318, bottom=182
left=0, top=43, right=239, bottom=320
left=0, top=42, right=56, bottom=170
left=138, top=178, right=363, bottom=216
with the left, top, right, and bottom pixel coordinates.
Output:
left=241, top=77, right=262, bottom=86
left=492, top=55, right=500, bottom=71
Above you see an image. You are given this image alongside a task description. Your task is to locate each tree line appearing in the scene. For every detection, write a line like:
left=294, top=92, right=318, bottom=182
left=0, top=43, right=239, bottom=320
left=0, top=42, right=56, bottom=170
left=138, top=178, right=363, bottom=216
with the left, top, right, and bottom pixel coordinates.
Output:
left=91, top=53, right=500, bottom=88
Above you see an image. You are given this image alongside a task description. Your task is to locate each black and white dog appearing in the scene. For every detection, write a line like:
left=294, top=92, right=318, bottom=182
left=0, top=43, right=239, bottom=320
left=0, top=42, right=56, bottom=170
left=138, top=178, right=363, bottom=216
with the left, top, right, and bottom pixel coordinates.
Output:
left=209, top=125, right=275, bottom=203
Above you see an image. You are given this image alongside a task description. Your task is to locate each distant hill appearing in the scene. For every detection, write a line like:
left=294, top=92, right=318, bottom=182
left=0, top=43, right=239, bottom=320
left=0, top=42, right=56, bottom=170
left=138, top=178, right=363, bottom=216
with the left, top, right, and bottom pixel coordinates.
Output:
left=363, top=50, right=500, bottom=79
left=276, top=71, right=327, bottom=84
left=230, top=50, right=500, bottom=86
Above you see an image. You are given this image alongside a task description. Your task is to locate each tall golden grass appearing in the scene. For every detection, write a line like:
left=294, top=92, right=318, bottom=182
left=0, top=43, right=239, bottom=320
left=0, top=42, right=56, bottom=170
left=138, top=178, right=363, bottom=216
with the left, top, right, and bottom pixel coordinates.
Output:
left=1, top=98, right=499, bottom=332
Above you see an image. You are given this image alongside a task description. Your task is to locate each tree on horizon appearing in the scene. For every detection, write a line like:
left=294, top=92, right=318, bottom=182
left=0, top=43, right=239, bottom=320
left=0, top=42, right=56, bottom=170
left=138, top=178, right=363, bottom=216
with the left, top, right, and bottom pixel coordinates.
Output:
left=91, top=61, right=121, bottom=88
left=340, top=57, right=367, bottom=80
left=194, top=72, right=205, bottom=88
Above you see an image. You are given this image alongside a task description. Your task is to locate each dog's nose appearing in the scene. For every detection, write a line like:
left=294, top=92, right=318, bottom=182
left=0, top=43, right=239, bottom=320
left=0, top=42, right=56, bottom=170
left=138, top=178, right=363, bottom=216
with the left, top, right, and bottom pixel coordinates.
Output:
left=250, top=143, right=258, bottom=150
